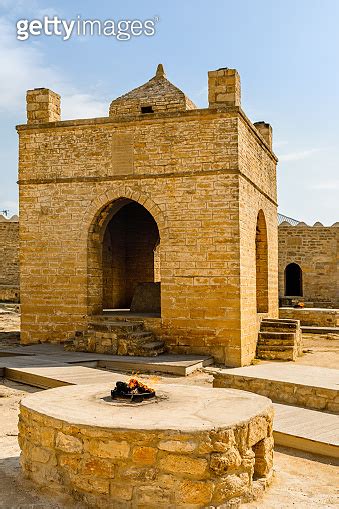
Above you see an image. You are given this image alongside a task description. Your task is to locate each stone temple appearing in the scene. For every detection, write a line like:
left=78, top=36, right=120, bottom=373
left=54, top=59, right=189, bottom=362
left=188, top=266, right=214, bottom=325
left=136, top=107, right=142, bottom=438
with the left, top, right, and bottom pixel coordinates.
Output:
left=16, top=64, right=279, bottom=367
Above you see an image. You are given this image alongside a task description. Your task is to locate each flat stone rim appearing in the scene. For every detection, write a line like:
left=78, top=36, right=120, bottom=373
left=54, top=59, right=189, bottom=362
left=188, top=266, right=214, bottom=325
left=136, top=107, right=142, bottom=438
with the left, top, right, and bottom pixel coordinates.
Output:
left=20, top=382, right=273, bottom=432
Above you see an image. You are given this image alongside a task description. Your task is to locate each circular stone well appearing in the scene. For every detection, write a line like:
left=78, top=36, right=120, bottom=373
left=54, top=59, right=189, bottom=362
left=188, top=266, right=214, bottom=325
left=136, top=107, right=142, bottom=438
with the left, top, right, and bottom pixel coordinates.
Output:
left=19, top=383, right=274, bottom=508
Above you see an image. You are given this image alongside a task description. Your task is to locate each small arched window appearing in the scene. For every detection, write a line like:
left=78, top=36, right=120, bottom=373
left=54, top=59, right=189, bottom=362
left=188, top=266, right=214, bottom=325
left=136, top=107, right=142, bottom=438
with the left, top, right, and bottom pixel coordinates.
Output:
left=285, top=263, right=303, bottom=296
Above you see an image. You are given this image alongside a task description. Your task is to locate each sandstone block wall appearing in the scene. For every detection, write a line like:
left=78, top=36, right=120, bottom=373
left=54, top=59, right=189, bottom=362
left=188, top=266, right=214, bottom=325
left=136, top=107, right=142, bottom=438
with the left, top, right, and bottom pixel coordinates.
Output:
left=26, top=88, right=60, bottom=124
left=278, top=223, right=339, bottom=308
left=19, top=400, right=274, bottom=508
left=0, top=215, right=20, bottom=302
left=17, top=67, right=278, bottom=366
left=279, top=307, right=339, bottom=327
left=213, top=371, right=339, bottom=413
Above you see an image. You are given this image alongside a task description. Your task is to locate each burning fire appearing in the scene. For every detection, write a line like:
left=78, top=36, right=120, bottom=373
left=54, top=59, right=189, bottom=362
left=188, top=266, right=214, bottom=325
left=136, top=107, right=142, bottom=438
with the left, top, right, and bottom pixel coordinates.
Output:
left=127, top=378, right=154, bottom=394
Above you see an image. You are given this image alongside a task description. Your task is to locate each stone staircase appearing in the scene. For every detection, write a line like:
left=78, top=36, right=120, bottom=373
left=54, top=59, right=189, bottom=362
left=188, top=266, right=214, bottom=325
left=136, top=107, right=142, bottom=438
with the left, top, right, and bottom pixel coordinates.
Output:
left=256, top=318, right=302, bottom=361
left=65, top=316, right=166, bottom=357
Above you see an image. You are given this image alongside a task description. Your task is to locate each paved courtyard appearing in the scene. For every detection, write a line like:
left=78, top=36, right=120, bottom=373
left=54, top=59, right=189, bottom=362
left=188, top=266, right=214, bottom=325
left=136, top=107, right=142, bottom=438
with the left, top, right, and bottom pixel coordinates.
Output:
left=0, top=311, right=338, bottom=508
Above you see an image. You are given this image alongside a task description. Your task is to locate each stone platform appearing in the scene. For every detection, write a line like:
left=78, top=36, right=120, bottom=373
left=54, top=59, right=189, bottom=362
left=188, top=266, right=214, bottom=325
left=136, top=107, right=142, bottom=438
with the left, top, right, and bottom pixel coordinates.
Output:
left=210, top=363, right=339, bottom=412
left=279, top=307, right=339, bottom=328
left=19, top=383, right=274, bottom=508
left=209, top=363, right=339, bottom=458
left=0, top=343, right=213, bottom=380
left=273, top=403, right=339, bottom=459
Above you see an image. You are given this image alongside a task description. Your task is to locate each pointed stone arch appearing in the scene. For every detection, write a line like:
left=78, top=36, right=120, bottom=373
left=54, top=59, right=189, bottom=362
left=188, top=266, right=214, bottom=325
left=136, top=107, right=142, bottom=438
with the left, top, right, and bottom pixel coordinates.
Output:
left=84, top=187, right=166, bottom=315
left=256, top=210, right=269, bottom=313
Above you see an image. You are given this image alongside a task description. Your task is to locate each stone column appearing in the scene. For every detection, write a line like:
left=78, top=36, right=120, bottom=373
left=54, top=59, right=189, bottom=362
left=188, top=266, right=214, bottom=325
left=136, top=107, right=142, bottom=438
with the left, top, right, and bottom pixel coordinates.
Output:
left=254, top=122, right=273, bottom=149
left=208, top=68, right=241, bottom=108
left=26, top=88, right=61, bottom=124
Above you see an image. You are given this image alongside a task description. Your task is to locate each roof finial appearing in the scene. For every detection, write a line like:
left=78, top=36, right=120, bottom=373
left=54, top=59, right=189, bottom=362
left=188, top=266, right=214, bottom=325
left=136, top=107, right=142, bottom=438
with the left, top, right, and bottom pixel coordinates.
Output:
left=155, top=63, right=166, bottom=79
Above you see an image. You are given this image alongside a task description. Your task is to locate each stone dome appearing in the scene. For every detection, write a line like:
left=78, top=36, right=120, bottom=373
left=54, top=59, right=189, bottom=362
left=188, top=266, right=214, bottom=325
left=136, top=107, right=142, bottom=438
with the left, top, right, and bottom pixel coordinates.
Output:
left=109, top=64, right=197, bottom=117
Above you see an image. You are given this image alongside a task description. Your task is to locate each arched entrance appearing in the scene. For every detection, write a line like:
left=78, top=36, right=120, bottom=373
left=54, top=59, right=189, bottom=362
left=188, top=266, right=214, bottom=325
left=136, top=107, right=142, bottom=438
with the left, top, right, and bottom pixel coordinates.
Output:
left=285, top=263, right=302, bottom=296
left=88, top=198, right=160, bottom=315
left=255, top=210, right=269, bottom=313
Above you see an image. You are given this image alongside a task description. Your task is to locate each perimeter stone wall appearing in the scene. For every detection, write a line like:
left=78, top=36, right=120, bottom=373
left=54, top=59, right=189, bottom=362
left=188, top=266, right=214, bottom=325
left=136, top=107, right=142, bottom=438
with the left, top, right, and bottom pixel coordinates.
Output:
left=278, top=223, right=339, bottom=308
left=0, top=215, right=20, bottom=302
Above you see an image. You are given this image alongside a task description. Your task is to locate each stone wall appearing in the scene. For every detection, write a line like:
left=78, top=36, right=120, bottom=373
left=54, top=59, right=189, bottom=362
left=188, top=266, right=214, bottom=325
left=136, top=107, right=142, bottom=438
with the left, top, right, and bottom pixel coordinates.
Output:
left=279, top=307, right=339, bottom=327
left=17, top=66, right=278, bottom=366
left=278, top=223, right=339, bottom=308
left=0, top=215, right=20, bottom=302
left=212, top=371, right=339, bottom=413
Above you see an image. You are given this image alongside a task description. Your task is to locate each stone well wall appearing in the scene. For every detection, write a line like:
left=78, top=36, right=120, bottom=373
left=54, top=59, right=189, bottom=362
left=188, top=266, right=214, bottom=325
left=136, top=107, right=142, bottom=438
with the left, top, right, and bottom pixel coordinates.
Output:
left=19, top=383, right=274, bottom=508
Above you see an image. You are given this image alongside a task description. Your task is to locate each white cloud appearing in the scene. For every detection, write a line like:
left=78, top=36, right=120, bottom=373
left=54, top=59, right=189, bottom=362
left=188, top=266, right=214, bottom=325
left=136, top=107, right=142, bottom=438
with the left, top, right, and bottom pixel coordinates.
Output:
left=0, top=14, right=108, bottom=119
left=62, top=93, right=107, bottom=119
left=278, top=148, right=321, bottom=162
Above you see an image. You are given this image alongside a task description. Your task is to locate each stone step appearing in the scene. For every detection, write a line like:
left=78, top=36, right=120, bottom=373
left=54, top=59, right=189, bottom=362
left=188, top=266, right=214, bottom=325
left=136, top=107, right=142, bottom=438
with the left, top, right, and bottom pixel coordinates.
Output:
left=256, top=345, right=295, bottom=361
left=88, top=320, right=144, bottom=334
left=129, top=331, right=155, bottom=343
left=261, top=318, right=298, bottom=324
left=210, top=363, right=339, bottom=412
left=260, top=321, right=299, bottom=332
left=257, top=318, right=302, bottom=361
left=257, top=339, right=295, bottom=348
left=259, top=331, right=296, bottom=342
left=138, top=341, right=166, bottom=356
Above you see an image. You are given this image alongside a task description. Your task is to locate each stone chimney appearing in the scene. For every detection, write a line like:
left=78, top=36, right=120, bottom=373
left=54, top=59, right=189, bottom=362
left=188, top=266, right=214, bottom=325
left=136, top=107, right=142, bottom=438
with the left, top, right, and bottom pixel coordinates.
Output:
left=26, top=88, right=61, bottom=124
left=208, top=68, right=241, bottom=108
left=254, top=122, right=273, bottom=149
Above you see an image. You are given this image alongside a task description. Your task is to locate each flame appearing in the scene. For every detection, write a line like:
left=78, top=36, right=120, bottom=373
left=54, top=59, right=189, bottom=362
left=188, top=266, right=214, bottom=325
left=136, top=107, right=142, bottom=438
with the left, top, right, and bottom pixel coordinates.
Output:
left=127, top=378, right=154, bottom=393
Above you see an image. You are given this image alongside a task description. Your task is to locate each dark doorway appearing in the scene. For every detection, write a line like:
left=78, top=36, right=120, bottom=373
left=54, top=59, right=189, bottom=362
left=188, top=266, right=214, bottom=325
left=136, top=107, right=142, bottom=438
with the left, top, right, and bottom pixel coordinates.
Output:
left=102, top=201, right=160, bottom=310
left=285, top=263, right=303, bottom=296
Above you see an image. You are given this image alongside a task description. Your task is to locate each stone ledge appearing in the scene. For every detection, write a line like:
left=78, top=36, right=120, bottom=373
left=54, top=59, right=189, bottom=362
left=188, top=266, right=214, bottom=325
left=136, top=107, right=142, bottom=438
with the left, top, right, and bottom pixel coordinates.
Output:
left=210, top=365, right=339, bottom=412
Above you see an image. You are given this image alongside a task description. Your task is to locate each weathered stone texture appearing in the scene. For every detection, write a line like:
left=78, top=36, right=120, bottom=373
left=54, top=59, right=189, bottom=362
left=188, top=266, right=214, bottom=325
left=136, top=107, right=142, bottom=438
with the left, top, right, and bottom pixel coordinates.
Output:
left=26, top=88, right=60, bottom=124
left=109, top=64, right=196, bottom=117
left=279, top=307, right=339, bottom=327
left=19, top=399, right=274, bottom=508
left=0, top=215, right=20, bottom=302
left=17, top=66, right=278, bottom=366
left=213, top=372, right=338, bottom=412
left=278, top=223, right=339, bottom=308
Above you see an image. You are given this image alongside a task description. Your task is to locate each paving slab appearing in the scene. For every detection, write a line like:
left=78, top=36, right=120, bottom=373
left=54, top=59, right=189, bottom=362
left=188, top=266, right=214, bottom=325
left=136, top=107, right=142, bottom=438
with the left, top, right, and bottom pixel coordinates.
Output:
left=273, top=403, right=339, bottom=459
left=209, top=363, right=338, bottom=391
left=5, top=365, right=122, bottom=389
left=0, top=343, right=213, bottom=377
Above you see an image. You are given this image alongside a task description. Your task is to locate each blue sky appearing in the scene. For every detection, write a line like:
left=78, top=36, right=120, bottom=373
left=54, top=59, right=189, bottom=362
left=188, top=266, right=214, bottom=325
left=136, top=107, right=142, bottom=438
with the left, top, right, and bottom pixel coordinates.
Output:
left=0, top=0, right=338, bottom=224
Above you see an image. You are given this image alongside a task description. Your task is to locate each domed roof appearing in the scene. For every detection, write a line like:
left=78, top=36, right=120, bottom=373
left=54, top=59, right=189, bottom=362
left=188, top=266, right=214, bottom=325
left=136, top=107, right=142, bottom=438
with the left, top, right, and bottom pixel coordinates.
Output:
left=109, top=64, right=197, bottom=117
